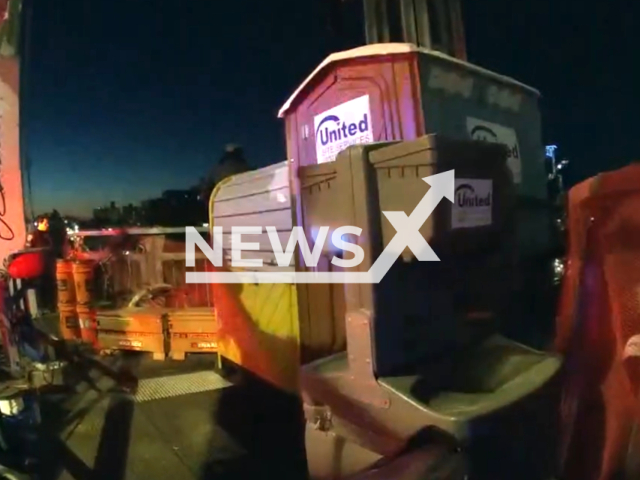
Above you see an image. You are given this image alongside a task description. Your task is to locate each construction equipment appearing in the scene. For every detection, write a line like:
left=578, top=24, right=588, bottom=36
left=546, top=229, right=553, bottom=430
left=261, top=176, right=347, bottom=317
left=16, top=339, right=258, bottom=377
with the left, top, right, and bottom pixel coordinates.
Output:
left=207, top=1, right=561, bottom=478
left=61, top=227, right=219, bottom=360
left=0, top=0, right=567, bottom=477
left=210, top=137, right=560, bottom=479
left=0, top=250, right=57, bottom=479
left=556, top=163, right=640, bottom=480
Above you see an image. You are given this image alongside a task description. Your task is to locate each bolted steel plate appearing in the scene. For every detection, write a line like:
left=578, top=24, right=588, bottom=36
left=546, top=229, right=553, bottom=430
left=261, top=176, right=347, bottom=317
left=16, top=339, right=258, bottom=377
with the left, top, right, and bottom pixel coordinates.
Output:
left=133, top=371, right=232, bottom=403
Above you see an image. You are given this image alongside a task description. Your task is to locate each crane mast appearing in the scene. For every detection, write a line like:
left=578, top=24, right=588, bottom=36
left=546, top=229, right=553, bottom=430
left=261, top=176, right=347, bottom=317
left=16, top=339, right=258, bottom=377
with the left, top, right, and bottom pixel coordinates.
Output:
left=362, top=0, right=466, bottom=59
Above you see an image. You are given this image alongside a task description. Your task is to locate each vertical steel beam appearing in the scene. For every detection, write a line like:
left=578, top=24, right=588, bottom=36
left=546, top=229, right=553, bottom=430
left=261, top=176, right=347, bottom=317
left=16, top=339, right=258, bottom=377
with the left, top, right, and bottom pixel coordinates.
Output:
left=361, top=0, right=466, bottom=60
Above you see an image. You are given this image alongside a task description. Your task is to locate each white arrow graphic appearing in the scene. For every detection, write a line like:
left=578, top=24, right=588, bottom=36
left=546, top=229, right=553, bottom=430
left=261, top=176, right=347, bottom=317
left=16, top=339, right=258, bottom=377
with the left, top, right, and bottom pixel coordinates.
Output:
left=367, top=170, right=454, bottom=283
left=187, top=170, right=455, bottom=284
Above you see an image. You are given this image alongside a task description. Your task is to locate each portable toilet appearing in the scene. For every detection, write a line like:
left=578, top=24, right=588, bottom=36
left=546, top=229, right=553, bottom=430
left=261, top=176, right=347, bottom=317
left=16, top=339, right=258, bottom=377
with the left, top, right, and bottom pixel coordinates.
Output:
left=278, top=42, right=546, bottom=258
left=208, top=0, right=559, bottom=477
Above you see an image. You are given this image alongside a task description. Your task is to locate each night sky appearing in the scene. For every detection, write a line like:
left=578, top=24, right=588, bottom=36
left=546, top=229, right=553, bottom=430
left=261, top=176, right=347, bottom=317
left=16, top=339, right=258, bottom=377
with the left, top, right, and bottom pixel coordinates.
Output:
left=23, top=0, right=638, bottom=217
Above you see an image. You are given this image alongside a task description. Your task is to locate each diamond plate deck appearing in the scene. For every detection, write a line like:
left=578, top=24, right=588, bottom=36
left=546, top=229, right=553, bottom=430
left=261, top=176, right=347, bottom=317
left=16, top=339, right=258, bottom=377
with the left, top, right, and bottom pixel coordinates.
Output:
left=133, top=371, right=232, bottom=402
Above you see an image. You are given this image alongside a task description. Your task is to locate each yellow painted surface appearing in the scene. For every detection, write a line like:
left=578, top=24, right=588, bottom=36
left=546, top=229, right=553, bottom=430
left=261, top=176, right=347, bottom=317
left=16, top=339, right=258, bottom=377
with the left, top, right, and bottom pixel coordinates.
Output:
left=209, top=175, right=301, bottom=394
left=231, top=281, right=300, bottom=392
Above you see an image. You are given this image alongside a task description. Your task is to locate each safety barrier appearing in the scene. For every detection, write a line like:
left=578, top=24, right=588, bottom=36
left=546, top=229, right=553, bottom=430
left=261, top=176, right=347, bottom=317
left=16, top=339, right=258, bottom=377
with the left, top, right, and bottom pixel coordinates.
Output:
left=55, top=259, right=75, bottom=306
left=55, top=260, right=82, bottom=342
left=72, top=259, right=95, bottom=307
left=58, top=304, right=80, bottom=341
left=51, top=228, right=217, bottom=358
left=93, top=307, right=217, bottom=360
left=166, top=308, right=219, bottom=360
left=67, top=227, right=211, bottom=309
left=77, top=303, right=97, bottom=346
left=95, top=308, right=166, bottom=360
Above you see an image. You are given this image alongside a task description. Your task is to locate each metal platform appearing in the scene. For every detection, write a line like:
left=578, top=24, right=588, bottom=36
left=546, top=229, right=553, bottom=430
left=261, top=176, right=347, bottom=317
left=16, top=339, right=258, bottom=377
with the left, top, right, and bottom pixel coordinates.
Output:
left=132, top=371, right=231, bottom=403
left=35, top=350, right=306, bottom=480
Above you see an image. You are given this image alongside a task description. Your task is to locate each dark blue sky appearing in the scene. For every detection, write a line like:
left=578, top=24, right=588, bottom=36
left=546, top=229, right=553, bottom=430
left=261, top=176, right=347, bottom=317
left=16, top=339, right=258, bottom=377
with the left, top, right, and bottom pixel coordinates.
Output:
left=23, top=0, right=637, bottom=217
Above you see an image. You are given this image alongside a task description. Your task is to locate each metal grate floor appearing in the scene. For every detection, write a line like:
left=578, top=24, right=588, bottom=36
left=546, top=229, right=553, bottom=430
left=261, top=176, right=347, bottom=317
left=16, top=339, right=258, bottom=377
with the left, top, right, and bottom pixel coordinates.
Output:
left=133, top=371, right=232, bottom=403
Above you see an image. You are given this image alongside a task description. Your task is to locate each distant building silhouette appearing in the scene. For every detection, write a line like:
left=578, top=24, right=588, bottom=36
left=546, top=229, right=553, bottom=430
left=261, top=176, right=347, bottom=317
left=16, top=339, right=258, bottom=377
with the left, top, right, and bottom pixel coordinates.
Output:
left=93, top=201, right=122, bottom=225
left=140, top=189, right=206, bottom=227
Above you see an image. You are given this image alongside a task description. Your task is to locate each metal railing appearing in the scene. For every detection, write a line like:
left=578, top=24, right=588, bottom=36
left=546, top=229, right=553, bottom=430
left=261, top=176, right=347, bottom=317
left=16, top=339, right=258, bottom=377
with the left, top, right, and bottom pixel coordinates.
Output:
left=69, top=227, right=212, bottom=310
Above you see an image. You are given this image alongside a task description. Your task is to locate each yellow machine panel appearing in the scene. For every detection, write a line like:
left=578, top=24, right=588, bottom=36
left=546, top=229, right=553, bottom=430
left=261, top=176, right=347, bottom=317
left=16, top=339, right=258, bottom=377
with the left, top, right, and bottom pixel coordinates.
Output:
left=209, top=162, right=300, bottom=392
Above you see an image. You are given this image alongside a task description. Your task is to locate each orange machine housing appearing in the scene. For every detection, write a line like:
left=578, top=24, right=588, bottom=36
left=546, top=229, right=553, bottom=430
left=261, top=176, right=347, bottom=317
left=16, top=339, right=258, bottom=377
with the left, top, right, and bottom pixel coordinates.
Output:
left=557, top=163, right=640, bottom=480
